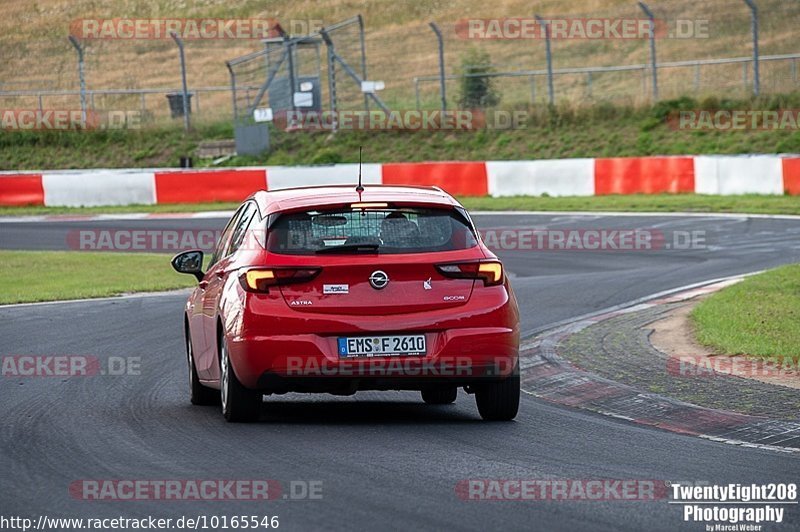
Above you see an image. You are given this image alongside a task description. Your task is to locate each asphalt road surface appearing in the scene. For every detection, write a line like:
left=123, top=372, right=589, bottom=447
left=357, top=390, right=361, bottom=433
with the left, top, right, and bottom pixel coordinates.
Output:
left=2, top=212, right=799, bottom=531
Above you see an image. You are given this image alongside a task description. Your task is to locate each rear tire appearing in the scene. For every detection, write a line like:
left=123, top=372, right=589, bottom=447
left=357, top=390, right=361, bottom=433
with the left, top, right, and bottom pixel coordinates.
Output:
left=421, top=387, right=458, bottom=405
left=220, top=337, right=261, bottom=422
left=187, top=327, right=218, bottom=406
left=475, top=369, right=520, bottom=421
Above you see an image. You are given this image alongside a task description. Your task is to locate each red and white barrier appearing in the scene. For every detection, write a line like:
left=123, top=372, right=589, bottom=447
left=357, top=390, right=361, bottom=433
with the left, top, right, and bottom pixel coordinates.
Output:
left=487, top=159, right=595, bottom=197
left=693, top=156, right=784, bottom=195
left=43, top=170, right=156, bottom=206
left=1, top=155, right=798, bottom=207
left=266, top=163, right=381, bottom=190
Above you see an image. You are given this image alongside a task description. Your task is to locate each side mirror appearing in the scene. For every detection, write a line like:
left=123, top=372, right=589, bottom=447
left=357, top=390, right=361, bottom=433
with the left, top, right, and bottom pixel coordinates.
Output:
left=171, top=250, right=205, bottom=282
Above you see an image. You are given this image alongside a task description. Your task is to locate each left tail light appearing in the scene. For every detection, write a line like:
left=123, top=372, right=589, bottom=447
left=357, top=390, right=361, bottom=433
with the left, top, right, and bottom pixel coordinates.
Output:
left=435, top=260, right=504, bottom=286
left=238, top=267, right=321, bottom=293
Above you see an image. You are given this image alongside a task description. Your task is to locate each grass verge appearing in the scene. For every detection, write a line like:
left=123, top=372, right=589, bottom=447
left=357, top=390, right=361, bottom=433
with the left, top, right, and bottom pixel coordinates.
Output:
left=691, top=264, right=800, bottom=361
left=2, top=194, right=800, bottom=217
left=0, top=202, right=240, bottom=216
left=3, top=95, right=800, bottom=170
left=460, top=194, right=800, bottom=215
left=0, top=250, right=194, bottom=304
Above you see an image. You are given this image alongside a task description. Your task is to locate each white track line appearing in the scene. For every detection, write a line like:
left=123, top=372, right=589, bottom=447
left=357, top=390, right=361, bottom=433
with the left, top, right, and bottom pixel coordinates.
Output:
left=0, top=288, right=193, bottom=309
left=2, top=210, right=799, bottom=223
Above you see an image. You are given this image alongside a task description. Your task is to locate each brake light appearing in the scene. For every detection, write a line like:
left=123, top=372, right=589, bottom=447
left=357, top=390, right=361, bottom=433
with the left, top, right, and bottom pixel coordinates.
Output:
left=436, top=260, right=504, bottom=286
left=238, top=267, right=321, bottom=292
left=350, top=202, right=389, bottom=209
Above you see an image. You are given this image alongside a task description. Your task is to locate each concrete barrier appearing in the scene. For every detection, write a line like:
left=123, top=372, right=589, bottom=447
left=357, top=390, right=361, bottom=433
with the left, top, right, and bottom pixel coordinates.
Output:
left=486, top=159, right=595, bottom=197
left=43, top=170, right=155, bottom=207
left=694, top=156, right=784, bottom=195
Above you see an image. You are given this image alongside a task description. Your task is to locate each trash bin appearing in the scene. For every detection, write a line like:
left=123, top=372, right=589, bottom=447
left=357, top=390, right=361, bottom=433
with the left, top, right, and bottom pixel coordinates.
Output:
left=166, top=93, right=192, bottom=119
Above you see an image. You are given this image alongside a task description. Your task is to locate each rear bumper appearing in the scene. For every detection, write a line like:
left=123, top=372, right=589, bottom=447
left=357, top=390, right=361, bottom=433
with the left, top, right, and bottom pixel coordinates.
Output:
left=226, top=282, right=520, bottom=390
left=228, top=326, right=518, bottom=390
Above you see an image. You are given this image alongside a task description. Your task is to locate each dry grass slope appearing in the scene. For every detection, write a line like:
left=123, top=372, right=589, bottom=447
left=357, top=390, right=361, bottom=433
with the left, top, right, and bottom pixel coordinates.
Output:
left=2, top=0, right=800, bottom=119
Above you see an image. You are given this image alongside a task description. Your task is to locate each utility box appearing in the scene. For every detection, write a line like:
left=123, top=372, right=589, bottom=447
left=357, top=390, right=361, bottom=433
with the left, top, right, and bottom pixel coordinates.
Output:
left=234, top=123, right=270, bottom=156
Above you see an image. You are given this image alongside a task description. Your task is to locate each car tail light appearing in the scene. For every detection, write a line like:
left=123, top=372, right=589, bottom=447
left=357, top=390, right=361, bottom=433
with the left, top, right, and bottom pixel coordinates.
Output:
left=436, top=260, right=504, bottom=286
left=238, top=267, right=321, bottom=293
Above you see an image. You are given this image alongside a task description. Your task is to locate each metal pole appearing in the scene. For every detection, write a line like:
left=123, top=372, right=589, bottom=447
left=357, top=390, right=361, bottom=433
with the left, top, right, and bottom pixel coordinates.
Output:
left=358, top=15, right=370, bottom=113
left=225, top=62, right=238, bottom=123
left=285, top=36, right=297, bottom=117
left=429, top=22, right=447, bottom=112
left=68, top=36, right=86, bottom=125
left=638, top=2, right=658, bottom=101
left=535, top=15, right=554, bottom=105
left=326, top=44, right=338, bottom=132
left=170, top=32, right=190, bottom=132
left=743, top=0, right=760, bottom=96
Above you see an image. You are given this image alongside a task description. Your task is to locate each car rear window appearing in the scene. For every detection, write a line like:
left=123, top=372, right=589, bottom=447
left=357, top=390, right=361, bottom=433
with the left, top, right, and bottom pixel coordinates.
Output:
left=267, top=207, right=478, bottom=255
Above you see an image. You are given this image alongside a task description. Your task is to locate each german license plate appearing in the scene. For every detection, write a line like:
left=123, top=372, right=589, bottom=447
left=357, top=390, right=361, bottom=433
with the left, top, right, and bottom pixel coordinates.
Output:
left=337, top=335, right=426, bottom=358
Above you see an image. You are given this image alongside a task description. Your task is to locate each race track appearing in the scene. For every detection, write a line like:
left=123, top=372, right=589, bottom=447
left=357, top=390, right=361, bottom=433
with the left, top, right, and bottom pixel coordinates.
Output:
left=2, top=212, right=799, bottom=531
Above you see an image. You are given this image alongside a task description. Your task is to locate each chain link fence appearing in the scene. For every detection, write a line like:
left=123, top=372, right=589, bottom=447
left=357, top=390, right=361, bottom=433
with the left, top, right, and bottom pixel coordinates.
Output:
left=1, top=0, right=799, bottom=127
left=227, top=16, right=389, bottom=132
left=407, top=0, right=800, bottom=109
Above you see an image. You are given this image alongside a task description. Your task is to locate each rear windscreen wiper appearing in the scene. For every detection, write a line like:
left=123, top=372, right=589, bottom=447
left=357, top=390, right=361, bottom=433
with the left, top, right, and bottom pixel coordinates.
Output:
left=315, top=242, right=381, bottom=254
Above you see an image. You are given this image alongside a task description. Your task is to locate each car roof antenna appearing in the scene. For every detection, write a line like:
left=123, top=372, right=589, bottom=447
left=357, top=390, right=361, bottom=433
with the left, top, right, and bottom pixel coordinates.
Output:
left=355, top=146, right=364, bottom=193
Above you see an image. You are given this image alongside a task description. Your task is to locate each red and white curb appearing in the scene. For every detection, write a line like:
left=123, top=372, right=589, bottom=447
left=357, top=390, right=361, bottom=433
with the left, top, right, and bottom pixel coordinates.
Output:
left=520, top=273, right=800, bottom=454
left=2, top=154, right=799, bottom=207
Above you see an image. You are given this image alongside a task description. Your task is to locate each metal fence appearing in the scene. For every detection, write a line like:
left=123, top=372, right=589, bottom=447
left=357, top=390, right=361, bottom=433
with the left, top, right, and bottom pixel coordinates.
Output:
left=1, top=0, right=799, bottom=127
left=403, top=0, right=800, bottom=109
left=226, top=16, right=389, bottom=129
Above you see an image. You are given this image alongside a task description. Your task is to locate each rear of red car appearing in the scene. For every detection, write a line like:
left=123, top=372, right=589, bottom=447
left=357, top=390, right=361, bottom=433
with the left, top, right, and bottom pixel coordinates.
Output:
left=180, top=186, right=520, bottom=422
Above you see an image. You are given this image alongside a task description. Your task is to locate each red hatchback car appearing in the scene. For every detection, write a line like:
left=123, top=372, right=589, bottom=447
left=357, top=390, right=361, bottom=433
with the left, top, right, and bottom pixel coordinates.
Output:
left=172, top=184, right=520, bottom=422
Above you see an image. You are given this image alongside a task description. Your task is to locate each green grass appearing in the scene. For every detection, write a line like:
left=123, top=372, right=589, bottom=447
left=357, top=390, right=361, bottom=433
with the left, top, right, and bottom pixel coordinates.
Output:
left=0, top=250, right=195, bottom=304
left=691, top=264, right=800, bottom=361
left=3, top=95, right=800, bottom=170
left=2, top=194, right=799, bottom=217
left=459, top=194, right=800, bottom=215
